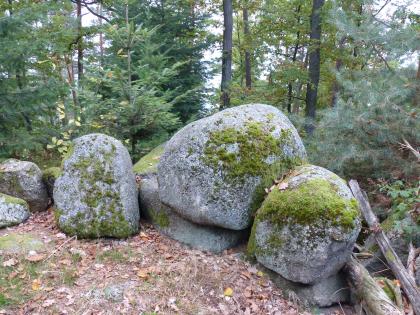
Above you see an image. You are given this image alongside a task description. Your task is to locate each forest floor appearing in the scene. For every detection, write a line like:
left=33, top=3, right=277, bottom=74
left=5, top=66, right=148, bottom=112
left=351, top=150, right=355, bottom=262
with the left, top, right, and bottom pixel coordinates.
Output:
left=0, top=209, right=313, bottom=315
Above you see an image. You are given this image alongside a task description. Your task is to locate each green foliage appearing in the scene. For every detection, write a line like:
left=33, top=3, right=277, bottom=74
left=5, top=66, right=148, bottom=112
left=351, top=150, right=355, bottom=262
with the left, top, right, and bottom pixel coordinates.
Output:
left=379, top=180, right=419, bottom=242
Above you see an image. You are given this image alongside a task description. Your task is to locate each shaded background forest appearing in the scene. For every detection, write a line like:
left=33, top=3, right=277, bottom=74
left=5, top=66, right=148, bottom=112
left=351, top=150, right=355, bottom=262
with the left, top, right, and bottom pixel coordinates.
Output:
left=0, top=0, right=418, bottom=184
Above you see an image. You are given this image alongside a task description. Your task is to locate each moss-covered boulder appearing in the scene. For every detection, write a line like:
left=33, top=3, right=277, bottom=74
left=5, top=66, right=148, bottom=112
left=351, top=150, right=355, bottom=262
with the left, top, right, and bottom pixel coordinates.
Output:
left=42, top=167, right=61, bottom=198
left=54, top=134, right=140, bottom=238
left=0, top=159, right=48, bottom=212
left=249, top=165, right=361, bottom=284
left=133, top=143, right=165, bottom=175
left=158, top=104, right=306, bottom=230
left=0, top=193, right=30, bottom=228
left=140, top=174, right=247, bottom=253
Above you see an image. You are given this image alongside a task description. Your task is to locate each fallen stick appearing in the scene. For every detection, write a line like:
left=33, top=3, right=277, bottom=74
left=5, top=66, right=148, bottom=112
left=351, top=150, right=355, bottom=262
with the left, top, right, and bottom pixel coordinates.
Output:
left=345, top=256, right=403, bottom=315
left=349, top=180, right=420, bottom=315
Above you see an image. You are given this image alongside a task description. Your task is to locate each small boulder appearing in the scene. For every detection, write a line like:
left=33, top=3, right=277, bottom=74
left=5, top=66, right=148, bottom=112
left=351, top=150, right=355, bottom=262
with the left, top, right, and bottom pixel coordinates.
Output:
left=140, top=174, right=247, bottom=253
left=158, top=104, right=306, bottom=230
left=0, top=193, right=30, bottom=228
left=54, top=134, right=140, bottom=238
left=0, top=159, right=48, bottom=212
left=249, top=165, right=361, bottom=284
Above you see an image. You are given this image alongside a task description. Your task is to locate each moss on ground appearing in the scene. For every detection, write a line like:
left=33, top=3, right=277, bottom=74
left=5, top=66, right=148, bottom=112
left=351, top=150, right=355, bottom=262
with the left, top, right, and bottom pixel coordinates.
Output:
left=133, top=144, right=165, bottom=174
left=0, top=232, right=44, bottom=253
left=0, top=193, right=28, bottom=207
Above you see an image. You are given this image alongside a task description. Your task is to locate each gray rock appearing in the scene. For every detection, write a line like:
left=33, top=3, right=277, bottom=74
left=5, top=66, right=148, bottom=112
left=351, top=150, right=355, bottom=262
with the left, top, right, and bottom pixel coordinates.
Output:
left=266, top=266, right=350, bottom=307
left=54, top=133, right=140, bottom=238
left=250, top=165, right=361, bottom=284
left=416, top=255, right=420, bottom=287
left=0, top=159, right=48, bottom=212
left=158, top=104, right=306, bottom=230
left=0, top=193, right=30, bottom=228
left=140, top=174, right=247, bottom=253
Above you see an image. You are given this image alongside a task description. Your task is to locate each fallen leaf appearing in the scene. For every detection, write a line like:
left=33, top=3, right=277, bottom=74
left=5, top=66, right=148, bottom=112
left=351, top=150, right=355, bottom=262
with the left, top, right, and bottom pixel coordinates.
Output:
left=224, top=287, right=233, bottom=297
left=26, top=253, right=46, bottom=262
left=278, top=182, right=289, bottom=190
left=42, top=299, right=55, bottom=307
left=32, top=279, right=42, bottom=291
left=2, top=258, right=18, bottom=267
left=257, top=271, right=264, bottom=277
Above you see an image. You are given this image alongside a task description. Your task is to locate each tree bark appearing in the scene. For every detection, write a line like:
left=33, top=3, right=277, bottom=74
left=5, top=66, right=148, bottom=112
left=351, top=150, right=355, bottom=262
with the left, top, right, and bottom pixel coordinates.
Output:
left=221, top=0, right=233, bottom=109
left=243, top=5, right=251, bottom=89
left=330, top=36, right=346, bottom=107
left=345, top=257, right=403, bottom=315
left=305, top=0, right=324, bottom=134
left=349, top=180, right=420, bottom=315
left=76, top=0, right=83, bottom=81
left=287, top=5, right=301, bottom=113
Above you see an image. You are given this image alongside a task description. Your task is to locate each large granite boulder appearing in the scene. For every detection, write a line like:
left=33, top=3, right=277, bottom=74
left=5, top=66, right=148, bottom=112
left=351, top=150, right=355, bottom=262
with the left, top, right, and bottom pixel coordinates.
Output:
left=139, top=174, right=247, bottom=253
left=249, top=165, right=361, bottom=284
left=0, top=159, right=48, bottom=212
left=54, top=134, right=140, bottom=238
left=158, top=104, right=306, bottom=230
left=0, top=193, right=30, bottom=228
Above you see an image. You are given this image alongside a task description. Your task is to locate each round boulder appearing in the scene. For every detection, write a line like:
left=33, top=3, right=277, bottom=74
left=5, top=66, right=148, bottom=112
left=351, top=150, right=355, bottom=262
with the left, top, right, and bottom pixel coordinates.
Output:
left=249, top=165, right=361, bottom=284
left=158, top=104, right=306, bottom=230
left=0, top=193, right=30, bottom=228
left=0, top=159, right=48, bottom=212
left=140, top=174, right=247, bottom=253
left=54, top=134, right=140, bottom=238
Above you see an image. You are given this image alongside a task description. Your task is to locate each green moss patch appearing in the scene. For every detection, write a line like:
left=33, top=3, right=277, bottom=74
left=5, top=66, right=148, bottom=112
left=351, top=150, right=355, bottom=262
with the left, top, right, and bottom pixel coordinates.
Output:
left=133, top=144, right=165, bottom=174
left=149, top=208, right=170, bottom=228
left=256, top=178, right=359, bottom=230
left=0, top=193, right=28, bottom=207
left=0, top=232, right=45, bottom=254
left=202, top=121, right=294, bottom=180
left=42, top=167, right=61, bottom=181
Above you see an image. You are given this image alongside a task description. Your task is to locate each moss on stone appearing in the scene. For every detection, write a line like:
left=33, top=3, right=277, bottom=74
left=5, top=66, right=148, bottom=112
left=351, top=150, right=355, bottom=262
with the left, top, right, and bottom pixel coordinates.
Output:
left=0, top=193, right=28, bottom=207
left=42, top=167, right=62, bottom=181
left=149, top=209, right=170, bottom=228
left=133, top=144, right=165, bottom=174
left=202, top=121, right=294, bottom=180
left=61, top=143, right=75, bottom=168
left=256, top=178, right=359, bottom=230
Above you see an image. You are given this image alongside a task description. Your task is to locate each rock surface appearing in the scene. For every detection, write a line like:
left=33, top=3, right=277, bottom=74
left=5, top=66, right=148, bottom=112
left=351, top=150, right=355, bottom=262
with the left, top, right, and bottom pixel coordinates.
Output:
left=133, top=143, right=165, bottom=175
left=249, top=165, right=361, bottom=284
left=140, top=174, right=247, bottom=253
left=0, top=159, right=48, bottom=212
left=0, top=193, right=30, bottom=228
left=158, top=104, right=306, bottom=230
left=54, top=133, right=139, bottom=238
left=266, top=267, right=350, bottom=307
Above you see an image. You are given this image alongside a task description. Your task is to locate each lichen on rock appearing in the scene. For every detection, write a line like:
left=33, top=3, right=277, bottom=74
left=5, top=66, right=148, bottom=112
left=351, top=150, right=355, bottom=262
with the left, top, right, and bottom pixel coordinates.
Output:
left=0, top=193, right=30, bottom=228
left=249, top=165, right=361, bottom=284
left=54, top=133, right=139, bottom=239
left=158, top=104, right=307, bottom=230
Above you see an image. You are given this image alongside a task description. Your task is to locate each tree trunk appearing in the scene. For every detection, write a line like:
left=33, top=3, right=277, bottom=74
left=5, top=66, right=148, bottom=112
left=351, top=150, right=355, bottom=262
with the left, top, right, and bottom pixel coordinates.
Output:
left=287, top=5, right=301, bottom=113
left=330, top=36, right=346, bottom=107
left=349, top=180, right=420, bottom=315
left=345, top=257, right=403, bottom=315
left=243, top=6, right=251, bottom=89
left=221, top=0, right=233, bottom=109
left=76, top=0, right=83, bottom=82
left=305, top=0, right=324, bottom=135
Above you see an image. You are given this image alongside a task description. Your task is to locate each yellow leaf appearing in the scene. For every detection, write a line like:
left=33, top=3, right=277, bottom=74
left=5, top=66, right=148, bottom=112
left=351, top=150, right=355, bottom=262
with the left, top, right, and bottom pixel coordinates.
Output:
left=74, top=121, right=81, bottom=127
left=224, top=287, right=233, bottom=297
left=56, top=139, right=63, bottom=146
left=32, top=279, right=42, bottom=291
left=256, top=271, right=264, bottom=277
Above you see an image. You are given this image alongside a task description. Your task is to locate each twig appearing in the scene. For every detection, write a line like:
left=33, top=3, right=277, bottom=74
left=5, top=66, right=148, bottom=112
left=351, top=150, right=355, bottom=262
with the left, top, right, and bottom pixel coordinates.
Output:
left=43, top=235, right=77, bottom=262
left=349, top=180, right=420, bottom=315
left=400, top=138, right=420, bottom=161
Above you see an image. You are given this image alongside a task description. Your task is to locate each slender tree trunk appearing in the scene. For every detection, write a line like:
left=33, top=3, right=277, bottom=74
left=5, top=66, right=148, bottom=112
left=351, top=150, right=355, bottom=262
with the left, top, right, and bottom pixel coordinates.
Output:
left=221, top=0, right=233, bottom=109
left=125, top=4, right=132, bottom=105
left=287, top=5, right=302, bottom=113
left=243, top=5, right=251, bottom=89
left=236, top=13, right=244, bottom=87
left=330, top=36, right=346, bottom=107
left=76, top=0, right=83, bottom=81
left=292, top=51, right=308, bottom=113
left=305, top=0, right=324, bottom=135
left=98, top=3, right=104, bottom=65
